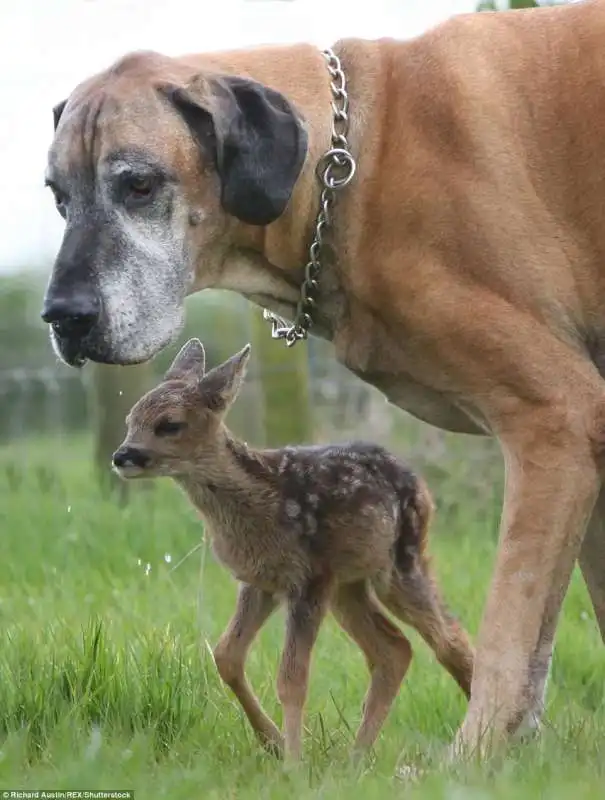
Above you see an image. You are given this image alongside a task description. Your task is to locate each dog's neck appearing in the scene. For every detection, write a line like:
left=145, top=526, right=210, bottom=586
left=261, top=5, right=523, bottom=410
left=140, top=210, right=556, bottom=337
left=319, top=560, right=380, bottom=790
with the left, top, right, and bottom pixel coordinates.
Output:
left=207, top=46, right=349, bottom=343
left=215, top=186, right=347, bottom=345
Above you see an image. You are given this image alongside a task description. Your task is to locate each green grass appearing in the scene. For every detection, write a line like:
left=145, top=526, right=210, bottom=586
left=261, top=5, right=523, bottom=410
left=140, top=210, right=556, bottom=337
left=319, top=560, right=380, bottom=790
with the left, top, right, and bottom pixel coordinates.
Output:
left=0, top=435, right=603, bottom=798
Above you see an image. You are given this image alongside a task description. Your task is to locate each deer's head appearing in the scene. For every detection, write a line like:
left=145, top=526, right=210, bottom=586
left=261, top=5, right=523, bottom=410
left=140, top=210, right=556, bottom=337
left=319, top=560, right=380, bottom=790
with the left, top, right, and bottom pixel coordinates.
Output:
left=112, top=338, right=250, bottom=479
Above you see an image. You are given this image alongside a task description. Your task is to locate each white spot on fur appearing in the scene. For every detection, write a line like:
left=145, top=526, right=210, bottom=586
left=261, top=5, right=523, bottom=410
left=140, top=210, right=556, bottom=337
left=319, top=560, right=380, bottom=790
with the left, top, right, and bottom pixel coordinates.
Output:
left=305, top=514, right=317, bottom=535
left=285, top=499, right=301, bottom=519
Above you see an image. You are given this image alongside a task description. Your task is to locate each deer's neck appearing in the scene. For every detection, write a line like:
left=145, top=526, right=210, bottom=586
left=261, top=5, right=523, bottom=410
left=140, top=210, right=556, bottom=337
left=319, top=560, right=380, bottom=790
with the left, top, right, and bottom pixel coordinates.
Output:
left=175, top=430, right=277, bottom=522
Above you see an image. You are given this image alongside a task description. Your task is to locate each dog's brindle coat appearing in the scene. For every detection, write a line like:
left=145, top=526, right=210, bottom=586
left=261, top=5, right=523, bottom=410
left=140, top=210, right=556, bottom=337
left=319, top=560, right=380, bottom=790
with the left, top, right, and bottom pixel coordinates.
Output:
left=42, top=0, right=605, bottom=754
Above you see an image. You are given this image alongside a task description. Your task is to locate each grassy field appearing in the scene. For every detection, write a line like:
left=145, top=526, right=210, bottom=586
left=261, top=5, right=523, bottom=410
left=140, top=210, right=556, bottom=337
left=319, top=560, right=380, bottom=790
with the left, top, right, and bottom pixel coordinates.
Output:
left=0, top=435, right=604, bottom=798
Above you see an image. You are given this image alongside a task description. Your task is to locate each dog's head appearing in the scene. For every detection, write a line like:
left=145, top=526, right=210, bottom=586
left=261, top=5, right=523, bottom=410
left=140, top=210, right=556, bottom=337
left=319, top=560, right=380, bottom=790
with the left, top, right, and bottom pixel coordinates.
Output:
left=42, top=50, right=308, bottom=367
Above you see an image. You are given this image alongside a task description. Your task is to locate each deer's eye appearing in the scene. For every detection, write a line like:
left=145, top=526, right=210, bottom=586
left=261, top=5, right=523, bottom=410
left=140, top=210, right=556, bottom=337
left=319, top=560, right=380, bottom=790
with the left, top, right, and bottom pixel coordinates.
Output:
left=154, top=419, right=187, bottom=437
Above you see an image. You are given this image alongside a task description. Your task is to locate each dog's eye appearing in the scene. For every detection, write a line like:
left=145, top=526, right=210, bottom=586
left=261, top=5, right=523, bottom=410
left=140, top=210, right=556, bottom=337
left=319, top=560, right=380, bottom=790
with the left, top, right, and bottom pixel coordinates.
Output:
left=154, top=419, right=187, bottom=437
left=45, top=181, right=68, bottom=217
left=123, top=175, right=156, bottom=204
left=128, top=176, right=153, bottom=195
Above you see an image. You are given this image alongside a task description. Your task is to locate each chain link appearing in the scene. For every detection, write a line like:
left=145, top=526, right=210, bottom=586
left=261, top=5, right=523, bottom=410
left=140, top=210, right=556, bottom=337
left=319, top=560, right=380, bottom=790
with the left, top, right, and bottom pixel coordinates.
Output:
left=263, top=48, right=357, bottom=347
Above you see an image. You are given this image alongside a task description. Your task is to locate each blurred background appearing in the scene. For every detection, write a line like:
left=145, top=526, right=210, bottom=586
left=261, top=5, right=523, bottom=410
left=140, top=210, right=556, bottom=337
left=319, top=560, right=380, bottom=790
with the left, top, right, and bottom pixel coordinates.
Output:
left=0, top=0, right=560, bottom=504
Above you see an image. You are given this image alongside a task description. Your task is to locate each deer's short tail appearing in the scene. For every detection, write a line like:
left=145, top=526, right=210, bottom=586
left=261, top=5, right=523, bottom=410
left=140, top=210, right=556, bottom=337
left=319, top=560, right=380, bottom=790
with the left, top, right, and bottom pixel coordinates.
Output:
left=376, top=477, right=474, bottom=697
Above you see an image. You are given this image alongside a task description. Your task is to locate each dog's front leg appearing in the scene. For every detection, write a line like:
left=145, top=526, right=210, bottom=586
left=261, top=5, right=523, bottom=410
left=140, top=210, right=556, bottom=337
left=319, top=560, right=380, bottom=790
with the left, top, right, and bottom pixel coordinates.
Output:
left=453, top=399, right=601, bottom=758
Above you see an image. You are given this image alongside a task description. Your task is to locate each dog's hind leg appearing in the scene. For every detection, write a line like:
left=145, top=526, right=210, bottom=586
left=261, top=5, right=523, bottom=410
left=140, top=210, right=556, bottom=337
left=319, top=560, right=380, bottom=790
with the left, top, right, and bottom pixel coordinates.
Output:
left=579, top=487, right=605, bottom=643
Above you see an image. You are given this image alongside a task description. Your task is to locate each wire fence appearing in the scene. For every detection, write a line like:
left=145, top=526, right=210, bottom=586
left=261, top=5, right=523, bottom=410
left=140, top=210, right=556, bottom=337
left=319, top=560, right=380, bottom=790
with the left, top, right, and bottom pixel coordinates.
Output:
left=0, top=275, right=503, bottom=511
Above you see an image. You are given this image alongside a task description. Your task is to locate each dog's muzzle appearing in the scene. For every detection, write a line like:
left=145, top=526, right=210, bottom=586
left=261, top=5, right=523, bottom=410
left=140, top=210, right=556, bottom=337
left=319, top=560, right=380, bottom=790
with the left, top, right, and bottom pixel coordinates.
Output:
left=41, top=291, right=101, bottom=367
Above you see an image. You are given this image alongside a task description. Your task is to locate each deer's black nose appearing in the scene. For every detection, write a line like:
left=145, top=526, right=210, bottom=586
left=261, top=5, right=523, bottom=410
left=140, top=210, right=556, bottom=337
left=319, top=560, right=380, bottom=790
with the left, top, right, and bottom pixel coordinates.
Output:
left=41, top=293, right=100, bottom=339
left=112, top=447, right=151, bottom=469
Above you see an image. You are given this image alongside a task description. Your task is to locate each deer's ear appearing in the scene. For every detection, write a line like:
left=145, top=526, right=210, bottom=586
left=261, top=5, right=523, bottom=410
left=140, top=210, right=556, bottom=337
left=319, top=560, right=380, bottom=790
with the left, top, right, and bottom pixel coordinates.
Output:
left=199, top=344, right=251, bottom=412
left=165, top=338, right=206, bottom=381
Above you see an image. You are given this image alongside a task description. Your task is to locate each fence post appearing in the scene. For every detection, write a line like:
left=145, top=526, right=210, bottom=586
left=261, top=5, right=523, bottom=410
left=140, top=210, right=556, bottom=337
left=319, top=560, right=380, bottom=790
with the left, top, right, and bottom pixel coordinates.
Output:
left=249, top=309, right=313, bottom=446
left=91, top=363, right=153, bottom=500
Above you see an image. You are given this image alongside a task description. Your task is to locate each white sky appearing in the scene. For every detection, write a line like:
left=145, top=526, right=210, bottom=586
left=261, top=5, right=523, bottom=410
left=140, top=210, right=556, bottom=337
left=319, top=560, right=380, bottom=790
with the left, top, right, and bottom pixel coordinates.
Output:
left=0, top=0, right=476, bottom=273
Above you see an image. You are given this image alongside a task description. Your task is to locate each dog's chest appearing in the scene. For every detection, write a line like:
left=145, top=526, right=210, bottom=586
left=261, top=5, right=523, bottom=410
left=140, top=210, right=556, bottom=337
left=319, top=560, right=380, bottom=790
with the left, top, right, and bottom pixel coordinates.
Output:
left=352, top=367, right=489, bottom=435
left=333, top=310, right=491, bottom=435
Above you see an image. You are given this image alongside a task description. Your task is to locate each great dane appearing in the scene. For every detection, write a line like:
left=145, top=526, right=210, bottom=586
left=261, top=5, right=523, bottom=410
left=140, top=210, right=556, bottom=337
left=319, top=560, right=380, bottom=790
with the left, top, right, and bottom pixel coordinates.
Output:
left=41, top=0, right=605, bottom=756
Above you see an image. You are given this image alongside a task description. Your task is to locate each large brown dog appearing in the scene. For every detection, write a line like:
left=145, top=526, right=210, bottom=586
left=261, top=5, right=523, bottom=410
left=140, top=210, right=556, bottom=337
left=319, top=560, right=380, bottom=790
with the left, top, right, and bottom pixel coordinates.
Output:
left=41, top=0, right=605, bottom=756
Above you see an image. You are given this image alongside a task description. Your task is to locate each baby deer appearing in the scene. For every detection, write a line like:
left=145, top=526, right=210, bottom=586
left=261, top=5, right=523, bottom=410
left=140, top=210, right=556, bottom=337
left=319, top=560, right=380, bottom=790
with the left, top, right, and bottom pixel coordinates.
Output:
left=113, top=339, right=474, bottom=762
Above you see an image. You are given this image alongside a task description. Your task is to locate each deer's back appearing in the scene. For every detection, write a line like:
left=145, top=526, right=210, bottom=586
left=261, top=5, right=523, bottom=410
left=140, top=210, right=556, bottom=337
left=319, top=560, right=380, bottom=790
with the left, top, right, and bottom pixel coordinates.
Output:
left=265, top=442, right=426, bottom=588
left=193, top=441, right=428, bottom=594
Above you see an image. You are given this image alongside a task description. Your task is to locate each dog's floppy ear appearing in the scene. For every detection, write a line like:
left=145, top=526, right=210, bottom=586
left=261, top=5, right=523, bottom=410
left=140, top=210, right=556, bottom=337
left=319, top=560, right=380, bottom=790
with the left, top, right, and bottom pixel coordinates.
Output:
left=53, top=99, right=68, bottom=131
left=160, top=75, right=308, bottom=226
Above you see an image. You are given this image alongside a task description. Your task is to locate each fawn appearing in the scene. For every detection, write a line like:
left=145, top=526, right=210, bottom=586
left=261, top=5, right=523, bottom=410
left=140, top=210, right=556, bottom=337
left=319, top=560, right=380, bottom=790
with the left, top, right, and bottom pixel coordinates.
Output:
left=112, top=338, right=474, bottom=762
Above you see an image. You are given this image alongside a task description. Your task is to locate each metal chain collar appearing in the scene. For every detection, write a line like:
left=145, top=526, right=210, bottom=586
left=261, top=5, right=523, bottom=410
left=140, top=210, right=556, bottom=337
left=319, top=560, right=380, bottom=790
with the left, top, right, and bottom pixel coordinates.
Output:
left=263, top=47, right=357, bottom=347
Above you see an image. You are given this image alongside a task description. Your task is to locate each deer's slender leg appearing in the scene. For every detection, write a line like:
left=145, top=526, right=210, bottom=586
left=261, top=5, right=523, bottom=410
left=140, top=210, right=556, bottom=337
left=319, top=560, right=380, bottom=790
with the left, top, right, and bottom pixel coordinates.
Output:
left=332, top=580, right=412, bottom=757
left=277, top=576, right=332, bottom=762
left=213, top=582, right=282, bottom=755
left=377, top=558, right=474, bottom=699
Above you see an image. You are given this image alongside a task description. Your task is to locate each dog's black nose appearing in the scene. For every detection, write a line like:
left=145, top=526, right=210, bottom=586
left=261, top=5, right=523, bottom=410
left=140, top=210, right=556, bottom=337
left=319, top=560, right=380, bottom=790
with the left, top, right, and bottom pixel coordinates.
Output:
left=112, top=447, right=151, bottom=469
left=41, top=294, right=100, bottom=339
